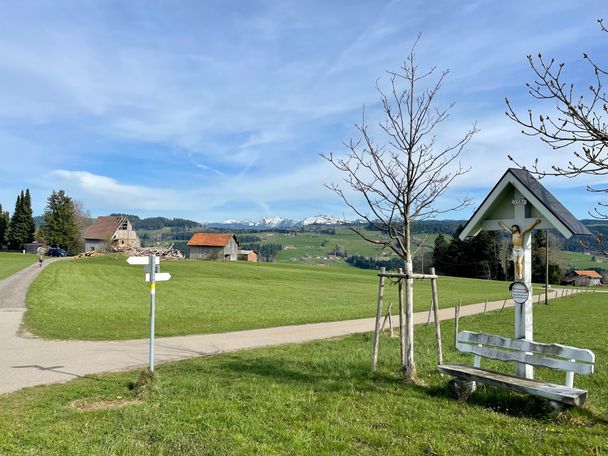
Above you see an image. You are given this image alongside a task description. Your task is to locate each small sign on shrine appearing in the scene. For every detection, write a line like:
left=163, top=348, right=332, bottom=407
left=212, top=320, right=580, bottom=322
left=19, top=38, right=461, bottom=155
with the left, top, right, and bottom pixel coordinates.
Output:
left=459, top=168, right=591, bottom=379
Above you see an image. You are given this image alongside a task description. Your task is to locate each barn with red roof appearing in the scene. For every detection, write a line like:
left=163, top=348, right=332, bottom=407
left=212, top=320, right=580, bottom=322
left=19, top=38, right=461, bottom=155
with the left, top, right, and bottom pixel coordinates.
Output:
left=187, top=233, right=239, bottom=261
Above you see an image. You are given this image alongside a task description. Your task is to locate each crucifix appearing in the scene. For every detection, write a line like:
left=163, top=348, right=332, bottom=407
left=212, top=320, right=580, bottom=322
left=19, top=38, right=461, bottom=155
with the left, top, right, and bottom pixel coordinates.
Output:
left=458, top=169, right=592, bottom=380
left=482, top=191, right=539, bottom=378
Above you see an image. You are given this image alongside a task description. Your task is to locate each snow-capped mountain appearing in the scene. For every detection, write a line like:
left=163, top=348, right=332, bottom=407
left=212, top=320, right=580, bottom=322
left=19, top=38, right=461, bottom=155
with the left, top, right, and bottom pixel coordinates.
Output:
left=255, top=217, right=297, bottom=228
left=301, top=215, right=344, bottom=226
left=208, top=215, right=347, bottom=230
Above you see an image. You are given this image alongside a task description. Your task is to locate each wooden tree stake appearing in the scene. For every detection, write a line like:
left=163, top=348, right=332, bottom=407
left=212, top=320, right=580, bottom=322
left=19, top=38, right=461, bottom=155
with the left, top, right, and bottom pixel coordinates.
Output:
left=380, top=302, right=394, bottom=337
left=501, top=298, right=507, bottom=312
left=430, top=268, right=443, bottom=365
left=371, top=267, right=386, bottom=371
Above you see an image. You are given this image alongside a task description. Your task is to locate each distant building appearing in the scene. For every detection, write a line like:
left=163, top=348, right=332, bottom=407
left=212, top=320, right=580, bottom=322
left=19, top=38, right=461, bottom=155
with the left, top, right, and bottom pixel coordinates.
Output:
left=187, top=233, right=239, bottom=260
left=238, top=249, right=258, bottom=262
left=23, top=242, right=47, bottom=254
left=562, top=270, right=603, bottom=287
left=84, top=216, right=140, bottom=252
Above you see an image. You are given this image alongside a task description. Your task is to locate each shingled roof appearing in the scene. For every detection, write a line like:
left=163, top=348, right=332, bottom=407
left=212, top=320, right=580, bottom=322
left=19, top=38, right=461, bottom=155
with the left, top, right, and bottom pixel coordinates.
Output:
left=572, top=270, right=603, bottom=279
left=84, top=216, right=123, bottom=241
left=507, top=168, right=591, bottom=236
left=459, top=168, right=592, bottom=240
left=187, top=233, right=237, bottom=247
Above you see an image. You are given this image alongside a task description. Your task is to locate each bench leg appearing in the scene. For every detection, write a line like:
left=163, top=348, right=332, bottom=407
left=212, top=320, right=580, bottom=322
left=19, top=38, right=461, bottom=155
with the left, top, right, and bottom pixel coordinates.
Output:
left=448, top=379, right=477, bottom=402
left=543, top=399, right=567, bottom=413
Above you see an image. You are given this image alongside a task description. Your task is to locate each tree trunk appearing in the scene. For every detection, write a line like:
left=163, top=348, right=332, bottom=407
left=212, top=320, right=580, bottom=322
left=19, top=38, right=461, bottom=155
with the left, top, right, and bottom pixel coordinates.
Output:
left=403, top=256, right=416, bottom=379
left=403, top=220, right=416, bottom=380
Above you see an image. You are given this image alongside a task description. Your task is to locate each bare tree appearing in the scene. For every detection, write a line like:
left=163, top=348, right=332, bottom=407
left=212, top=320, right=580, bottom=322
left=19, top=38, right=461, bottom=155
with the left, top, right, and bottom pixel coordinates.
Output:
left=505, top=19, right=608, bottom=218
left=323, top=38, right=477, bottom=379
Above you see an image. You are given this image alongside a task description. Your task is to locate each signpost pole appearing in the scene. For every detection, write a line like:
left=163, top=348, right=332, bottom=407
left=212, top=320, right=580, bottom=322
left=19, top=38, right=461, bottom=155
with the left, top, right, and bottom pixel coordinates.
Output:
left=149, top=254, right=156, bottom=372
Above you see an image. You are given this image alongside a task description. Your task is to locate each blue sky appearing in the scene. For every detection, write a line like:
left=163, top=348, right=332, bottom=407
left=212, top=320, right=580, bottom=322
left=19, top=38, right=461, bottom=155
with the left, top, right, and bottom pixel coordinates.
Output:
left=0, top=0, right=606, bottom=222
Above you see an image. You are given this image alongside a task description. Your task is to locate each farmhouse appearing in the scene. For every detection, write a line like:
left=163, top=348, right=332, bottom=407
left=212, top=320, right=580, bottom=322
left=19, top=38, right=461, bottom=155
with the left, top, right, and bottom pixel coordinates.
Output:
left=83, top=216, right=141, bottom=252
left=562, top=270, right=603, bottom=287
left=187, top=233, right=239, bottom=260
left=238, top=249, right=258, bottom=262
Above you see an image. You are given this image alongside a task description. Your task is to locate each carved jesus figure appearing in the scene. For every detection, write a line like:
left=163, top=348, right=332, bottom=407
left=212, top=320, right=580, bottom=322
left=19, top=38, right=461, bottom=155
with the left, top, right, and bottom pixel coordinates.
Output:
left=499, top=219, right=542, bottom=280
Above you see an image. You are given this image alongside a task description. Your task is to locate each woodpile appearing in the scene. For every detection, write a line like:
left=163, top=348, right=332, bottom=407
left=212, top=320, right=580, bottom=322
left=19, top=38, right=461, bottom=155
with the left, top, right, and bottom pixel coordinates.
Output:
left=74, top=251, right=103, bottom=259
left=112, top=243, right=184, bottom=259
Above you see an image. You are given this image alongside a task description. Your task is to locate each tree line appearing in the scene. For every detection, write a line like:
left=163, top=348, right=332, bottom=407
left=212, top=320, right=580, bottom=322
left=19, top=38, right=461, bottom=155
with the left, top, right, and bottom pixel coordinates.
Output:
left=1, top=189, right=85, bottom=255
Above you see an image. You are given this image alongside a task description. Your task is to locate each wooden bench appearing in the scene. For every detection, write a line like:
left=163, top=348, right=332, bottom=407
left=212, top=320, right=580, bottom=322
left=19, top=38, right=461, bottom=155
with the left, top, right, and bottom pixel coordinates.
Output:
left=437, top=331, right=595, bottom=407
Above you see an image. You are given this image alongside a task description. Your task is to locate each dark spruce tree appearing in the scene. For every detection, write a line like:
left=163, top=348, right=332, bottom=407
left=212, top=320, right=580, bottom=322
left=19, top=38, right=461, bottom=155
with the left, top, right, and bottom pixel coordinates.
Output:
left=7, top=190, right=35, bottom=249
left=40, top=190, right=81, bottom=255
left=0, top=203, right=9, bottom=245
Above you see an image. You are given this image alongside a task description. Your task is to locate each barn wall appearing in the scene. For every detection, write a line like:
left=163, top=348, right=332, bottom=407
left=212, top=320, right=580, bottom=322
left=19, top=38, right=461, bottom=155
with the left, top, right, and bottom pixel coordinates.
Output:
left=112, top=219, right=141, bottom=248
left=189, top=246, right=224, bottom=260
left=224, top=238, right=238, bottom=261
left=85, top=240, right=108, bottom=252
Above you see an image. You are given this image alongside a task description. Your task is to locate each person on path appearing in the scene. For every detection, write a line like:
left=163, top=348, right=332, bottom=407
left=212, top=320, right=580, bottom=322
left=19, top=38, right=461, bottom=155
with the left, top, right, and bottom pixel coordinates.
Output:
left=38, top=254, right=44, bottom=268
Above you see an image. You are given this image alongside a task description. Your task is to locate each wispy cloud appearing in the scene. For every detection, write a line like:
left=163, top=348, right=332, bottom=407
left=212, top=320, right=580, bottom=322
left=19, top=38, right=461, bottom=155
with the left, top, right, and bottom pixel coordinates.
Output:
left=0, top=0, right=605, bottom=220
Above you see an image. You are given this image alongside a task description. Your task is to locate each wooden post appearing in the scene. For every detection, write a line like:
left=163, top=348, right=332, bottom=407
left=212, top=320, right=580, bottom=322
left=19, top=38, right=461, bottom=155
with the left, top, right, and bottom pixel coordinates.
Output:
left=380, top=302, right=393, bottom=332
left=515, top=211, right=534, bottom=379
left=483, top=299, right=488, bottom=316
left=426, top=299, right=433, bottom=325
left=501, top=298, right=507, bottom=312
left=454, top=299, right=462, bottom=347
left=545, top=229, right=549, bottom=305
left=371, top=267, right=385, bottom=371
left=398, top=268, right=406, bottom=367
left=430, top=268, right=443, bottom=365
left=537, top=293, right=541, bottom=304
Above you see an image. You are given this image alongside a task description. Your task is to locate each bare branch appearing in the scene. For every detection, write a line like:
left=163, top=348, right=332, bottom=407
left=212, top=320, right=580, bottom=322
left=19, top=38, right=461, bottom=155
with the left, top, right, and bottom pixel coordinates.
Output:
left=505, top=21, right=608, bottom=217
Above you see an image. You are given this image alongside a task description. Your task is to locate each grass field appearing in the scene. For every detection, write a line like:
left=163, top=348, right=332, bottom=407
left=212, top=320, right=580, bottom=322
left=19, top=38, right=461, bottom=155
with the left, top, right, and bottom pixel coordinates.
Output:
left=3, top=293, right=607, bottom=455
left=26, top=255, right=512, bottom=340
left=245, top=227, right=445, bottom=266
left=0, top=252, right=38, bottom=280
left=560, top=251, right=606, bottom=269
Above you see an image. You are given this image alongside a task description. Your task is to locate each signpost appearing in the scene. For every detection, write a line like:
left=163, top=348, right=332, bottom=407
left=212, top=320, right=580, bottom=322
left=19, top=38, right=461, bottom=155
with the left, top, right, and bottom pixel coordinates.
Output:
left=127, top=254, right=171, bottom=372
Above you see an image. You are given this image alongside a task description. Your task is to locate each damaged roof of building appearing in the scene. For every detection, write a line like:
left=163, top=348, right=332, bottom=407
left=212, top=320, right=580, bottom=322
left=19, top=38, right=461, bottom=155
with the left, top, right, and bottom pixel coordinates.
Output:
left=84, top=216, right=125, bottom=241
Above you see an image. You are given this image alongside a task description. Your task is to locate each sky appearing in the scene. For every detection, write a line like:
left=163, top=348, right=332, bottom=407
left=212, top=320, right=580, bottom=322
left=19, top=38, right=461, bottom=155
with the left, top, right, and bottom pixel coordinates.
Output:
left=0, top=0, right=606, bottom=222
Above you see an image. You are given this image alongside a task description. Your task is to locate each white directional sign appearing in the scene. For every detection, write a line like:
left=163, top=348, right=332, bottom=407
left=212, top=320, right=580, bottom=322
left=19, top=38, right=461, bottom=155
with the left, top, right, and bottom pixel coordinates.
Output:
left=145, top=272, right=171, bottom=282
left=127, top=256, right=159, bottom=265
left=126, top=254, right=170, bottom=373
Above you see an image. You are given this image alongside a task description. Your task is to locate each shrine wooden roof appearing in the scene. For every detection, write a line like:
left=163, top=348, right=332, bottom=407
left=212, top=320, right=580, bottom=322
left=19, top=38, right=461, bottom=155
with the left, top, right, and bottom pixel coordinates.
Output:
left=459, top=168, right=592, bottom=240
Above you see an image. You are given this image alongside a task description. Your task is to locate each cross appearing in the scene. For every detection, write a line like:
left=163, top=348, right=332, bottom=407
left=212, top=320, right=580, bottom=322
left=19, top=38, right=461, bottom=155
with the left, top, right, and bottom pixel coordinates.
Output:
left=479, top=190, right=541, bottom=379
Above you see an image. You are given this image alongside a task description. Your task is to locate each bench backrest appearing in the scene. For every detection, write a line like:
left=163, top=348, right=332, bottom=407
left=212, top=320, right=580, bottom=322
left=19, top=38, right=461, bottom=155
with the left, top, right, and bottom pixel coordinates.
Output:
left=456, top=331, right=595, bottom=386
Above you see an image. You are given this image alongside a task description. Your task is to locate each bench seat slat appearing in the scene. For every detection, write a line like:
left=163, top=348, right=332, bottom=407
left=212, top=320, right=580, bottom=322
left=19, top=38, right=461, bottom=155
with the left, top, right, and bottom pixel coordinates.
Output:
left=437, top=363, right=587, bottom=406
left=456, top=342, right=594, bottom=375
left=458, top=331, right=595, bottom=363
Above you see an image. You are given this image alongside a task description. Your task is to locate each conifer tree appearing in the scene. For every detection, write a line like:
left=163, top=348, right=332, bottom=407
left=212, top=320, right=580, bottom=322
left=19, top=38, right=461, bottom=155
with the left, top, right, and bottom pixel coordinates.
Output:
left=7, top=189, right=36, bottom=248
left=23, top=189, right=36, bottom=242
left=40, top=190, right=81, bottom=255
left=0, top=203, right=9, bottom=245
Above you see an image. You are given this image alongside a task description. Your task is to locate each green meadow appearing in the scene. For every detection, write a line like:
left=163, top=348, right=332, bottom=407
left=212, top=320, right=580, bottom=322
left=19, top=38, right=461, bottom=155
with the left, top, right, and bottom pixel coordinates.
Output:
left=560, top=251, right=606, bottom=269
left=0, top=252, right=38, bottom=280
left=2, top=293, right=606, bottom=455
left=26, top=255, right=512, bottom=340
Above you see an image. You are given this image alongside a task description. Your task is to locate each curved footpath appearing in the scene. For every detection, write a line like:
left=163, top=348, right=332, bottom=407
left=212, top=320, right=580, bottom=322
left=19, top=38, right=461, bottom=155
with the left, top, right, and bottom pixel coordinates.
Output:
left=0, top=261, right=578, bottom=395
